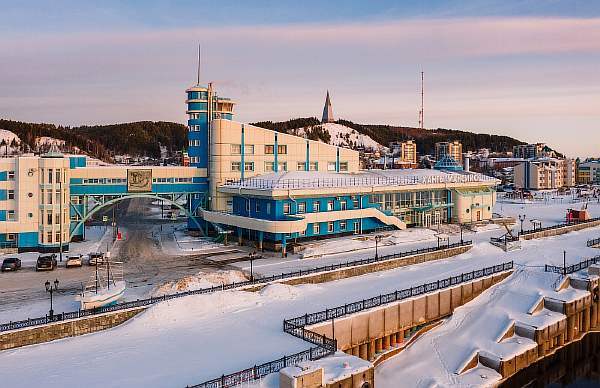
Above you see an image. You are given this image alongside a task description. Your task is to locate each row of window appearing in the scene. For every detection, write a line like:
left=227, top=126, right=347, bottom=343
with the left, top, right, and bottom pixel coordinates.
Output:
left=2, top=190, right=15, bottom=200
left=43, top=231, right=68, bottom=244
left=44, top=169, right=65, bottom=185
left=231, top=144, right=288, bottom=155
left=231, top=161, right=349, bottom=172
left=242, top=197, right=360, bottom=215
left=153, top=177, right=193, bottom=183
left=189, top=125, right=201, bottom=131
left=40, top=189, right=65, bottom=205
left=82, top=178, right=127, bottom=184
left=4, top=171, right=15, bottom=180
left=189, top=140, right=201, bottom=147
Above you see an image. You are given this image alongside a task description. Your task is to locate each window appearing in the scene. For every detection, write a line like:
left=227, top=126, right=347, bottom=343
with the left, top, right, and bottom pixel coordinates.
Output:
left=46, top=231, right=53, bottom=243
left=6, top=233, right=15, bottom=241
left=277, top=145, right=287, bottom=154
left=47, top=211, right=53, bottom=224
left=231, top=162, right=241, bottom=171
left=244, top=145, right=254, bottom=155
left=266, top=203, right=271, bottom=215
left=353, top=197, right=360, bottom=209
left=277, top=162, right=287, bottom=171
left=244, top=162, right=254, bottom=171
left=245, top=201, right=250, bottom=212
left=48, top=169, right=53, bottom=183
left=313, top=223, right=320, bottom=234
left=309, top=162, right=318, bottom=171
left=255, top=202, right=260, bottom=213
left=7, top=190, right=14, bottom=200
left=55, top=169, right=61, bottom=183
left=327, top=200, right=334, bottom=211
left=328, top=222, right=334, bottom=233
left=297, top=202, right=306, bottom=213
left=7, top=171, right=15, bottom=180
left=55, top=232, right=61, bottom=243
left=340, top=201, right=347, bottom=211
left=340, top=221, right=347, bottom=231
left=265, top=145, right=275, bottom=154
left=314, top=201, right=321, bottom=212
left=7, top=210, right=15, bottom=221
left=339, top=162, right=349, bottom=172
left=231, top=144, right=242, bottom=154
left=283, top=203, right=291, bottom=214
left=297, top=162, right=307, bottom=171
left=327, top=162, right=337, bottom=171
left=189, top=139, right=200, bottom=147
left=299, top=229, right=306, bottom=237
left=265, top=162, right=275, bottom=172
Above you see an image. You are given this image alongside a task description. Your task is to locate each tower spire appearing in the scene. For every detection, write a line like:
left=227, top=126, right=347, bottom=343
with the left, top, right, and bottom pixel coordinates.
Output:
left=322, top=90, right=334, bottom=123
left=418, top=71, right=424, bottom=130
left=196, top=44, right=201, bottom=85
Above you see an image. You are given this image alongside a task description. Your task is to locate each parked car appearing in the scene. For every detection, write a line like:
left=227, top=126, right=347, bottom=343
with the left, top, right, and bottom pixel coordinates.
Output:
left=65, top=254, right=83, bottom=268
left=1, top=257, right=22, bottom=272
left=36, top=254, right=57, bottom=271
left=88, top=252, right=105, bottom=266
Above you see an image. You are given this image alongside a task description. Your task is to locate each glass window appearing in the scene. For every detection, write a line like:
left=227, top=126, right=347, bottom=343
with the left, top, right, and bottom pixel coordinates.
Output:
left=55, top=170, right=61, bottom=183
left=265, top=162, right=275, bottom=172
left=327, top=162, right=336, bottom=171
left=339, top=162, right=349, bottom=171
left=244, top=162, right=254, bottom=171
left=8, top=171, right=15, bottom=180
left=7, top=190, right=14, bottom=200
left=309, top=162, right=318, bottom=171
left=277, top=145, right=287, bottom=154
left=244, top=145, right=254, bottom=155
left=328, top=221, right=334, bottom=233
left=297, top=162, right=307, bottom=171
left=314, top=201, right=321, bottom=212
left=255, top=202, right=260, bottom=213
left=283, top=203, right=291, bottom=214
left=313, top=223, right=320, bottom=234
left=327, top=200, right=334, bottom=211
left=340, top=201, right=347, bottom=211
left=277, top=162, right=287, bottom=171
left=48, top=169, right=53, bottom=183
left=352, top=196, right=360, bottom=209
left=245, top=201, right=250, bottom=212
left=340, top=221, right=347, bottom=231
left=47, top=231, right=53, bottom=243
left=266, top=203, right=271, bottom=214
left=265, top=145, right=275, bottom=154
left=231, top=144, right=241, bottom=154
left=298, top=202, right=306, bottom=213
left=231, top=162, right=241, bottom=171
left=7, top=210, right=15, bottom=221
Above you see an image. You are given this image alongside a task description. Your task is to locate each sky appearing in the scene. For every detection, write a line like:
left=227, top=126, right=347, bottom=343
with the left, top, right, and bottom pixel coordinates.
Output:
left=0, top=1, right=599, bottom=157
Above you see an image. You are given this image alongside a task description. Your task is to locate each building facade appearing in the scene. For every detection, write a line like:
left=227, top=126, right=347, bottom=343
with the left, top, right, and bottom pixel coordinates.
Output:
left=514, top=158, right=576, bottom=190
left=435, top=141, right=463, bottom=164
left=512, top=143, right=555, bottom=159
left=577, top=161, right=600, bottom=184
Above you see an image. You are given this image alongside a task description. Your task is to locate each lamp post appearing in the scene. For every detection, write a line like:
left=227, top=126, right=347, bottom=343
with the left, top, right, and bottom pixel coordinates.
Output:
left=518, top=214, right=526, bottom=235
left=460, top=224, right=464, bottom=244
left=375, top=235, right=383, bottom=260
left=248, top=251, right=262, bottom=282
left=45, top=279, right=59, bottom=319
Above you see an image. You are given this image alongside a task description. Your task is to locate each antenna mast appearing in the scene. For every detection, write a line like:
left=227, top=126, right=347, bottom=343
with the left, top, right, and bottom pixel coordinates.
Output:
left=197, top=44, right=201, bottom=85
left=418, top=71, right=424, bottom=130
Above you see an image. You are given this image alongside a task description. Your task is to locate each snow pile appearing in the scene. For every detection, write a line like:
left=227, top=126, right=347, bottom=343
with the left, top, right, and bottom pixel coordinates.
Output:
left=259, top=283, right=300, bottom=300
left=35, top=136, right=65, bottom=148
left=152, top=270, right=248, bottom=296
left=290, top=123, right=385, bottom=151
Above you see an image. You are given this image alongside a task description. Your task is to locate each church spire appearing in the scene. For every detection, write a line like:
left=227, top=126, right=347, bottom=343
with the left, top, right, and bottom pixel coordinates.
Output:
left=321, top=90, right=334, bottom=123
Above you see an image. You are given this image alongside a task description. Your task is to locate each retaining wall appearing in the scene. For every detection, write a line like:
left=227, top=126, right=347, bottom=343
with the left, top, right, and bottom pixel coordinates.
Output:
left=520, top=220, right=600, bottom=241
left=0, top=307, right=145, bottom=351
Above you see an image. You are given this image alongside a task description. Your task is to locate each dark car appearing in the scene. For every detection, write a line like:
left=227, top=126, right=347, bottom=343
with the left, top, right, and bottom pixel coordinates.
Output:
left=1, top=257, right=22, bottom=272
left=88, top=252, right=105, bottom=266
left=36, top=254, right=57, bottom=271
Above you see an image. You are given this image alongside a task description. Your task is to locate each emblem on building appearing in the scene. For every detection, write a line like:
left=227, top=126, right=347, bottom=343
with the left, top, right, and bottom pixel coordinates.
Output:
left=127, top=169, right=152, bottom=192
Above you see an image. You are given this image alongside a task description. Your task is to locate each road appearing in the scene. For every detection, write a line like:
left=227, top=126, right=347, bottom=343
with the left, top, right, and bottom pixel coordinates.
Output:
left=0, top=198, right=245, bottom=322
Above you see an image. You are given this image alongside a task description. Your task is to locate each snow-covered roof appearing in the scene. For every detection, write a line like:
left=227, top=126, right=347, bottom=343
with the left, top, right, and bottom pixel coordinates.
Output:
left=222, top=169, right=498, bottom=191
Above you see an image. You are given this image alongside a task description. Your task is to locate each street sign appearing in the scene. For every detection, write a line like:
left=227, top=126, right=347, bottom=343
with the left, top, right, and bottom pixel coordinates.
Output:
left=102, top=215, right=108, bottom=222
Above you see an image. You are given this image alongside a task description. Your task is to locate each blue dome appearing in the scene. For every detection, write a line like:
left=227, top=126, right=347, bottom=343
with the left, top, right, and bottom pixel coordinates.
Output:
left=434, top=155, right=463, bottom=171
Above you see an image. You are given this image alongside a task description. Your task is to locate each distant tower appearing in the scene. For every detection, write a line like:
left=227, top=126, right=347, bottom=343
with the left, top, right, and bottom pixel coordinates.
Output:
left=418, top=71, right=424, bottom=130
left=321, top=90, right=335, bottom=123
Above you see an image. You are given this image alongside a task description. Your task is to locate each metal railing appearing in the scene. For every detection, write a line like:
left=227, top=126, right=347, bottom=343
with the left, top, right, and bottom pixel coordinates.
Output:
left=221, top=174, right=497, bottom=190
left=545, top=255, right=600, bottom=275
left=188, top=260, right=514, bottom=388
left=587, top=238, right=600, bottom=247
left=519, top=217, right=600, bottom=236
left=0, top=240, right=472, bottom=333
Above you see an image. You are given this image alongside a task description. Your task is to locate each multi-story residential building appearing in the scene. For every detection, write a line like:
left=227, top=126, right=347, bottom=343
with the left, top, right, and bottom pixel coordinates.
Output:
left=435, top=141, right=463, bottom=164
left=513, top=143, right=556, bottom=160
left=577, top=161, right=600, bottom=184
left=514, top=158, right=576, bottom=190
left=388, top=140, right=418, bottom=169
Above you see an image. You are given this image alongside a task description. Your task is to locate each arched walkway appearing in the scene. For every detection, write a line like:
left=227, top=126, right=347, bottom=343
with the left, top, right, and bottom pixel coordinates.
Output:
left=69, top=193, right=205, bottom=240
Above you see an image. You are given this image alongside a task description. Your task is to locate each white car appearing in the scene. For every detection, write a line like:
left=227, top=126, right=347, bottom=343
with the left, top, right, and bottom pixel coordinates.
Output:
left=66, top=254, right=83, bottom=268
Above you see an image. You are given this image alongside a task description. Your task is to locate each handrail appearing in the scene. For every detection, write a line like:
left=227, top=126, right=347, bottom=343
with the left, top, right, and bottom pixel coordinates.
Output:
left=519, top=217, right=600, bottom=236
left=544, top=255, right=600, bottom=275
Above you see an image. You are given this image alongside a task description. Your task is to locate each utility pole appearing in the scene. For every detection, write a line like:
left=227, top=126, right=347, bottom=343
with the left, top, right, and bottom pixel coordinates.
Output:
left=418, top=71, right=424, bottom=130
left=59, top=178, right=63, bottom=263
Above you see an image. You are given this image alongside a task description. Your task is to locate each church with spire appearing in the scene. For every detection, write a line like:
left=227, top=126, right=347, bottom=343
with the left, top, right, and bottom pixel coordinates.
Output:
left=321, top=90, right=334, bottom=123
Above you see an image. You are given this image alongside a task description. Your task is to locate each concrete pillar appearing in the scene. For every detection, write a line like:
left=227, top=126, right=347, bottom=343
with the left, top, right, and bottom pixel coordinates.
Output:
left=390, top=332, right=397, bottom=347
left=375, top=338, right=383, bottom=353
left=398, top=329, right=405, bottom=343
left=383, top=334, right=391, bottom=350
left=359, top=343, right=368, bottom=360
left=583, top=307, right=591, bottom=333
left=281, top=236, right=287, bottom=258
left=368, top=340, right=376, bottom=360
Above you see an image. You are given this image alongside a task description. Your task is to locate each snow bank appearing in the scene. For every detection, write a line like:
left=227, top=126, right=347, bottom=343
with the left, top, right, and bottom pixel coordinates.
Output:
left=152, top=269, right=248, bottom=296
left=259, top=283, right=300, bottom=300
left=290, top=123, right=385, bottom=151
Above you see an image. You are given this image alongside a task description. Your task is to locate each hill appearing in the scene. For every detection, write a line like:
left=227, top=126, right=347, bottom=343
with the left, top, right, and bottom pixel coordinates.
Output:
left=0, top=119, right=187, bottom=161
left=251, top=117, right=524, bottom=155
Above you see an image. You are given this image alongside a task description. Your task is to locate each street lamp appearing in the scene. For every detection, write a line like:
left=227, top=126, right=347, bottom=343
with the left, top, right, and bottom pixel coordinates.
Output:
left=518, top=214, right=526, bottom=235
left=374, top=235, right=383, bottom=260
left=460, top=224, right=464, bottom=244
left=45, top=279, right=59, bottom=319
left=248, top=251, right=262, bottom=282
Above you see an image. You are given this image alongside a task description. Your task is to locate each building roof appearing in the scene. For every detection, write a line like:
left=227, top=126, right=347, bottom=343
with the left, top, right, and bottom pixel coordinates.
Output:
left=221, top=169, right=498, bottom=192
left=434, top=155, right=463, bottom=171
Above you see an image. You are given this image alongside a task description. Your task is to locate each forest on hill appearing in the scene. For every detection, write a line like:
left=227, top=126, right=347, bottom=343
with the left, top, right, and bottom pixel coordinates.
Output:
left=251, top=117, right=524, bottom=154
left=0, top=119, right=187, bottom=161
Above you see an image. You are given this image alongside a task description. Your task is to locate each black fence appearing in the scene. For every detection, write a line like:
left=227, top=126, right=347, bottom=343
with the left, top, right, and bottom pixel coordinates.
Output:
left=188, top=260, right=514, bottom=388
left=490, top=235, right=520, bottom=243
left=587, top=238, right=600, bottom=247
left=0, top=240, right=472, bottom=334
left=544, top=255, right=600, bottom=276
left=519, top=217, right=600, bottom=236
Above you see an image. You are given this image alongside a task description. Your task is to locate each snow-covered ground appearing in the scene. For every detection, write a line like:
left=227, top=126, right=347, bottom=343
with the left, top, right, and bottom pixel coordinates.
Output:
left=0, top=129, right=21, bottom=154
left=290, top=122, right=385, bottom=152
left=1, top=197, right=600, bottom=387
